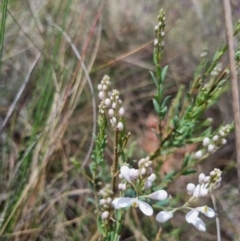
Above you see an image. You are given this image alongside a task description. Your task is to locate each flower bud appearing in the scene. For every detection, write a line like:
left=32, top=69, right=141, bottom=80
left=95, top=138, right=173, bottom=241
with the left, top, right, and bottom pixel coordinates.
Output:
left=148, top=173, right=156, bottom=182
left=117, top=122, right=124, bottom=131
left=119, top=107, right=125, bottom=116
left=202, top=137, right=210, bottom=146
left=101, top=211, right=109, bottom=219
left=195, top=150, right=203, bottom=159
left=104, top=98, right=111, bottom=107
left=98, top=91, right=104, bottom=100
left=108, top=109, right=114, bottom=117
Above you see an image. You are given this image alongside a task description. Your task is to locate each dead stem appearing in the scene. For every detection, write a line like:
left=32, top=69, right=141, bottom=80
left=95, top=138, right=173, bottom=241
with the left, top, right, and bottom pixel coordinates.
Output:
left=222, top=0, right=240, bottom=195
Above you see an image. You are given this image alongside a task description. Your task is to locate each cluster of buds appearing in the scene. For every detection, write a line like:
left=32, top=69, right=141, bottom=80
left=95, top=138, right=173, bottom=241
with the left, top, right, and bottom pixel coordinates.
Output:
left=210, top=63, right=222, bottom=76
left=200, top=46, right=208, bottom=58
left=138, top=157, right=156, bottom=189
left=98, top=75, right=125, bottom=131
left=154, top=9, right=166, bottom=59
left=156, top=168, right=222, bottom=232
left=119, top=157, right=156, bottom=191
left=195, top=124, right=230, bottom=159
left=186, top=168, right=222, bottom=197
left=99, top=184, right=114, bottom=220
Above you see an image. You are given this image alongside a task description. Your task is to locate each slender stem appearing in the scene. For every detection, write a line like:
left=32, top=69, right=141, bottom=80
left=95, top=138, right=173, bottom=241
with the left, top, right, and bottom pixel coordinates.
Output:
left=111, top=129, right=119, bottom=192
left=211, top=194, right=221, bottom=241
left=222, top=0, right=240, bottom=195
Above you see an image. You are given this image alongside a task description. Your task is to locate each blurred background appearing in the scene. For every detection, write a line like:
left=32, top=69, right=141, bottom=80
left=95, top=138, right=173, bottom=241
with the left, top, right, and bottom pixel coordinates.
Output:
left=0, top=0, right=240, bottom=240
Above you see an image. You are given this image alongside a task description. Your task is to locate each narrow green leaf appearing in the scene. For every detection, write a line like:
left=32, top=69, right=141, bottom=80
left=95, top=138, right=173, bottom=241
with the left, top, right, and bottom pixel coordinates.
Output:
left=161, top=65, right=168, bottom=82
left=182, top=153, right=190, bottom=168
left=150, top=71, right=158, bottom=87
left=153, top=98, right=160, bottom=114
left=162, top=170, right=176, bottom=182
left=182, top=169, right=196, bottom=175
left=161, top=95, right=171, bottom=109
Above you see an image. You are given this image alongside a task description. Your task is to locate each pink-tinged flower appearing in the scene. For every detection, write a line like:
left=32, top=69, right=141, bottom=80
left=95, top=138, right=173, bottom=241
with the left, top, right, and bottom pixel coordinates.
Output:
left=186, top=206, right=215, bottom=231
left=112, top=197, right=153, bottom=216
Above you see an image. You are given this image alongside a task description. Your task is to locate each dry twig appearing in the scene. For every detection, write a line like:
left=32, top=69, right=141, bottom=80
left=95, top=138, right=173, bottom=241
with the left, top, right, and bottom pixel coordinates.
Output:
left=222, top=0, right=240, bottom=194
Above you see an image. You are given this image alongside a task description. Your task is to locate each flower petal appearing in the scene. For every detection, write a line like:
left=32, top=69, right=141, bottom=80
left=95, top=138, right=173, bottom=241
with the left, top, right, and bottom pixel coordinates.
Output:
left=156, top=211, right=173, bottom=222
left=186, top=209, right=199, bottom=223
left=138, top=200, right=153, bottom=216
left=193, top=184, right=201, bottom=197
left=149, top=190, right=168, bottom=200
left=112, top=197, right=132, bottom=209
left=118, top=197, right=133, bottom=208
left=192, top=217, right=206, bottom=232
left=120, top=166, right=132, bottom=183
left=112, top=198, right=121, bottom=209
left=196, top=206, right=215, bottom=218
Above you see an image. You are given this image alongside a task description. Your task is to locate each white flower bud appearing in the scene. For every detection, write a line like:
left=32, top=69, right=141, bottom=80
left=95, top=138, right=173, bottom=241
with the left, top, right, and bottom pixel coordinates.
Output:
left=161, top=31, right=165, bottom=36
left=202, top=137, right=210, bottom=146
left=121, top=183, right=126, bottom=190
left=154, top=39, right=158, bottom=46
left=221, top=138, right=227, bottom=145
left=144, top=180, right=152, bottom=190
left=99, top=199, right=106, bottom=205
left=112, top=117, right=117, bottom=124
left=198, top=173, right=205, bottom=184
left=219, top=130, right=225, bottom=137
left=98, top=91, right=104, bottom=100
left=97, top=84, right=103, bottom=91
left=118, top=183, right=123, bottom=190
left=186, top=183, right=195, bottom=195
left=208, top=144, right=215, bottom=153
left=212, top=135, right=219, bottom=142
left=106, top=197, right=112, bottom=204
left=141, top=167, right=146, bottom=175
left=117, top=122, right=124, bottom=131
left=119, top=107, right=125, bottom=116
left=112, top=103, right=117, bottom=109
left=195, top=150, right=203, bottom=159
left=154, top=25, right=158, bottom=31
left=204, top=176, right=210, bottom=183
left=148, top=173, right=156, bottom=182
left=101, top=211, right=109, bottom=219
left=210, top=171, right=215, bottom=176
left=102, top=84, right=107, bottom=90
left=119, top=173, right=123, bottom=179
left=104, top=98, right=111, bottom=107
left=108, top=109, right=114, bottom=117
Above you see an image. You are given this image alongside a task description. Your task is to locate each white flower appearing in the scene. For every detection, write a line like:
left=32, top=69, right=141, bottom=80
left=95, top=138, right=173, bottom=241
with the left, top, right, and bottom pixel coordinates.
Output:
left=112, top=197, right=153, bottom=216
left=156, top=211, right=173, bottom=223
left=149, top=190, right=168, bottom=201
left=186, top=206, right=215, bottom=231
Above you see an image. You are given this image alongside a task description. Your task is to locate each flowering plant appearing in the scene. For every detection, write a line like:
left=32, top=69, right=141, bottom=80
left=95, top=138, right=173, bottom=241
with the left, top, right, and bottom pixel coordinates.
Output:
left=89, top=8, right=239, bottom=241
